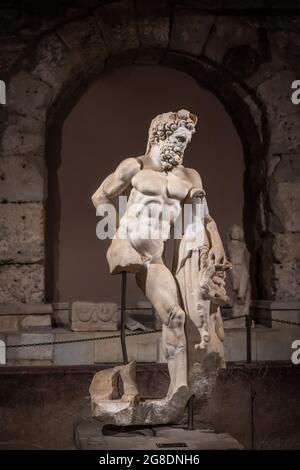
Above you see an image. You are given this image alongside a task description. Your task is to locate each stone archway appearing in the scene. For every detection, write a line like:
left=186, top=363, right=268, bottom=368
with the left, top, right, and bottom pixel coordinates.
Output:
left=0, top=1, right=299, bottom=312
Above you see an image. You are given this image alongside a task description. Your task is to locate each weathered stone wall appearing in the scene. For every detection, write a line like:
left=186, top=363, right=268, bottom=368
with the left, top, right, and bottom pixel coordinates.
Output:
left=0, top=0, right=299, bottom=305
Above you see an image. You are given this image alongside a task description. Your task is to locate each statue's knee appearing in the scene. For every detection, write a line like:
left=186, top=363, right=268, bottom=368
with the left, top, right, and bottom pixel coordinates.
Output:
left=163, top=308, right=186, bottom=361
left=167, top=305, right=185, bottom=330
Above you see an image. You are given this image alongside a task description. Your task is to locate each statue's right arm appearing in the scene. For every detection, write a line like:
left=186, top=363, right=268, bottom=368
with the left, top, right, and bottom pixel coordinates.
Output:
left=91, top=157, right=141, bottom=209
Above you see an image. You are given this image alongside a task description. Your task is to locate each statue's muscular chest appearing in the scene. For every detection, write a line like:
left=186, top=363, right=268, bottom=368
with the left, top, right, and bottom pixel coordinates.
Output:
left=131, top=168, right=191, bottom=201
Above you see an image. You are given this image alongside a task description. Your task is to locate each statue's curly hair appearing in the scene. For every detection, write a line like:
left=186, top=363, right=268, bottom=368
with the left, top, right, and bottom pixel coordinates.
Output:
left=148, top=109, right=197, bottom=147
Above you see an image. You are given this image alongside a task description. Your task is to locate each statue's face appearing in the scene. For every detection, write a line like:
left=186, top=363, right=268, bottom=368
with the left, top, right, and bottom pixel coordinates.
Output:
left=230, top=225, right=244, bottom=241
left=159, top=126, right=192, bottom=170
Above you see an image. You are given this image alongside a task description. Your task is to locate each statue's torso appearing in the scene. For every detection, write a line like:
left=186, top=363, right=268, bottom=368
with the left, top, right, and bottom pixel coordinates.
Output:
left=131, top=168, right=192, bottom=201
left=119, top=167, right=194, bottom=259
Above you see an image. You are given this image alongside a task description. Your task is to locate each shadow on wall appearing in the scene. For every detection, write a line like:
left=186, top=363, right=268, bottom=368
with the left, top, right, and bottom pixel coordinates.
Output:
left=46, top=65, right=244, bottom=304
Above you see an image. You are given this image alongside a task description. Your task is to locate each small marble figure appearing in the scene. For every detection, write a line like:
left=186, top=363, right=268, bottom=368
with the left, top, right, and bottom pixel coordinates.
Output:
left=227, top=224, right=251, bottom=318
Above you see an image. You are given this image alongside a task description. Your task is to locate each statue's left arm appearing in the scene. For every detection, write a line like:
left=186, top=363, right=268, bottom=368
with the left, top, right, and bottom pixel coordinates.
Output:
left=205, top=217, right=226, bottom=265
left=185, top=168, right=226, bottom=265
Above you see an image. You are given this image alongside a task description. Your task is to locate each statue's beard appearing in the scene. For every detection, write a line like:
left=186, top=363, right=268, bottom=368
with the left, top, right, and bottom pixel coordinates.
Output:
left=159, top=142, right=184, bottom=170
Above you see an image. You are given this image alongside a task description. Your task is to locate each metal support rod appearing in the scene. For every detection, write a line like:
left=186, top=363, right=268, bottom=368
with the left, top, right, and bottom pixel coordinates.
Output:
left=246, top=314, right=252, bottom=363
left=120, top=271, right=128, bottom=364
left=187, top=395, right=195, bottom=430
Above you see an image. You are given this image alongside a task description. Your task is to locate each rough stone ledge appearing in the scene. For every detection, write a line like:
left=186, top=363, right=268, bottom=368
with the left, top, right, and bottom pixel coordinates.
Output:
left=53, top=302, right=70, bottom=310
left=251, top=300, right=300, bottom=310
left=0, top=201, right=44, bottom=205
left=0, top=314, right=51, bottom=333
left=0, top=303, right=52, bottom=315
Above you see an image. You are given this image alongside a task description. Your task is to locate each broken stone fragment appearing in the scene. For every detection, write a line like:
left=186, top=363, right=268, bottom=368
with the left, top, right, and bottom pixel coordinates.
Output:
left=125, top=315, right=149, bottom=331
left=89, top=361, right=139, bottom=403
left=89, top=361, right=192, bottom=428
left=89, top=366, right=121, bottom=402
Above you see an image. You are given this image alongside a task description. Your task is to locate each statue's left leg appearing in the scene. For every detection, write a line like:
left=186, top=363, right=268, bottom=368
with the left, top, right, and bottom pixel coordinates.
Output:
left=136, top=262, right=188, bottom=403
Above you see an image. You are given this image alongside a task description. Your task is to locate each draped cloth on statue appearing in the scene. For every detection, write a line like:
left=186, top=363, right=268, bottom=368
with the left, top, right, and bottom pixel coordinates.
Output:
left=172, top=195, right=227, bottom=397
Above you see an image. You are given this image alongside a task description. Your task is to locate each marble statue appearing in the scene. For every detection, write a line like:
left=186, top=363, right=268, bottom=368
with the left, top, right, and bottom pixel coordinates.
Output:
left=91, top=110, right=230, bottom=426
left=227, top=224, right=251, bottom=318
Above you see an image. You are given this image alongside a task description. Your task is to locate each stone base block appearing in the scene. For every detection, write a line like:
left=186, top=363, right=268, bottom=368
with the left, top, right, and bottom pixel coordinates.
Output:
left=0, top=303, right=52, bottom=332
left=0, top=303, right=52, bottom=315
left=52, top=329, right=159, bottom=365
left=53, top=330, right=97, bottom=365
left=224, top=325, right=300, bottom=362
left=0, top=316, right=19, bottom=332
left=255, top=326, right=300, bottom=361
left=74, top=420, right=243, bottom=450
left=20, top=315, right=51, bottom=329
left=6, top=333, right=54, bottom=361
left=0, top=313, right=51, bottom=332
left=224, top=328, right=253, bottom=362
left=94, top=331, right=159, bottom=363
left=251, top=301, right=300, bottom=328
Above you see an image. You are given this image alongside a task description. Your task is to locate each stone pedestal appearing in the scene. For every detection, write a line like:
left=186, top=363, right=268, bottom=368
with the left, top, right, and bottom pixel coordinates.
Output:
left=0, top=303, right=52, bottom=333
left=251, top=300, right=300, bottom=327
left=74, top=420, right=243, bottom=450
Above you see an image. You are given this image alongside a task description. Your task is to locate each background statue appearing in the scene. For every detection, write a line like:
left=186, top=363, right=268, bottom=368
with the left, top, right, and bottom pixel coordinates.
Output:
left=227, top=224, right=251, bottom=318
left=91, top=110, right=230, bottom=424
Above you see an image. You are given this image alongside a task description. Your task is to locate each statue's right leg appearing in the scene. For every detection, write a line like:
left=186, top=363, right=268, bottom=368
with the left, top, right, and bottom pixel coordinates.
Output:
left=136, top=263, right=188, bottom=403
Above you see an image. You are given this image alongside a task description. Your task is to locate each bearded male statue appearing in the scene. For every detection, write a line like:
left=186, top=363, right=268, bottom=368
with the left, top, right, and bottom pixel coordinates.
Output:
left=91, top=110, right=230, bottom=422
